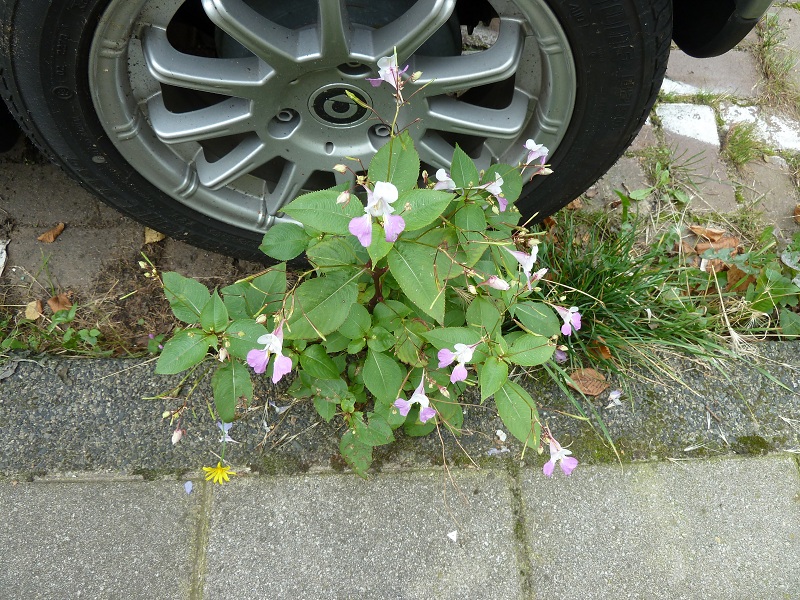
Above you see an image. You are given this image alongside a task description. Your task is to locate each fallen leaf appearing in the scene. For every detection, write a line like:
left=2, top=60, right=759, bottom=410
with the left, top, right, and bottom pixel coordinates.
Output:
left=37, top=223, right=65, bottom=243
left=679, top=241, right=697, bottom=256
left=24, top=300, right=44, bottom=320
left=726, top=265, right=756, bottom=292
left=694, top=236, right=739, bottom=254
left=567, top=368, right=609, bottom=397
left=794, top=204, right=800, bottom=225
left=688, top=225, right=726, bottom=242
left=589, top=341, right=612, bottom=360
left=542, top=216, right=557, bottom=229
left=566, top=198, right=583, bottom=210
left=144, top=227, right=166, bottom=244
left=47, top=293, right=72, bottom=313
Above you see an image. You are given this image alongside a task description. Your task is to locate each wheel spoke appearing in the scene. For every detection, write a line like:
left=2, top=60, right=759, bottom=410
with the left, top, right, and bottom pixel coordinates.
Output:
left=266, top=162, right=310, bottom=214
left=424, top=90, right=531, bottom=138
left=371, top=0, right=457, bottom=62
left=412, top=20, right=525, bottom=95
left=416, top=134, right=454, bottom=171
left=142, top=26, right=271, bottom=97
left=147, top=96, right=255, bottom=144
left=195, top=137, right=273, bottom=189
left=201, top=0, right=302, bottom=67
left=318, top=0, right=352, bottom=59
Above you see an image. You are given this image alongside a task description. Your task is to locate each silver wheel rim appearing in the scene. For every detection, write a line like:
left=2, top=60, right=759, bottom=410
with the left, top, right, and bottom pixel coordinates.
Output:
left=89, top=0, right=575, bottom=234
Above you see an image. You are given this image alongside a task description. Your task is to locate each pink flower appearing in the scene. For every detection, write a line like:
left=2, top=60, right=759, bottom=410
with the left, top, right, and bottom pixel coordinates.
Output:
left=437, top=342, right=479, bottom=383
left=524, top=139, right=549, bottom=166
left=367, top=53, right=409, bottom=91
left=246, top=322, right=293, bottom=383
left=543, top=436, right=578, bottom=477
left=505, top=245, right=544, bottom=289
left=394, top=375, right=436, bottom=423
left=483, top=275, right=510, bottom=291
left=433, top=168, right=457, bottom=191
left=348, top=181, right=405, bottom=247
left=478, top=172, right=507, bottom=211
left=554, top=306, right=581, bottom=336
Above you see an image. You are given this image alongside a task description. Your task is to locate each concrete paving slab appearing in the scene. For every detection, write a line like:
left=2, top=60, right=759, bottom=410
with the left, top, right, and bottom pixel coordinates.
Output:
left=582, top=156, right=652, bottom=218
left=0, top=478, right=197, bottom=599
left=665, top=49, right=762, bottom=99
left=520, top=456, right=800, bottom=599
left=660, top=131, right=739, bottom=214
left=774, top=7, right=800, bottom=91
left=203, top=470, right=523, bottom=600
left=735, top=156, right=800, bottom=241
left=656, top=103, right=720, bottom=147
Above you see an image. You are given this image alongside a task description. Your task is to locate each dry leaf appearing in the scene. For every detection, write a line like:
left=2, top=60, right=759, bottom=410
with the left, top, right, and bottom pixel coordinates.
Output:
left=24, top=300, right=43, bottom=320
left=37, top=223, right=65, bottom=243
left=794, top=204, right=800, bottom=225
left=566, top=198, right=583, bottom=210
left=726, top=265, right=756, bottom=293
left=680, top=241, right=697, bottom=256
left=689, top=225, right=726, bottom=242
left=589, top=343, right=612, bottom=360
left=47, top=293, right=72, bottom=314
left=694, top=236, right=739, bottom=254
left=144, top=227, right=166, bottom=244
left=567, top=368, right=609, bottom=397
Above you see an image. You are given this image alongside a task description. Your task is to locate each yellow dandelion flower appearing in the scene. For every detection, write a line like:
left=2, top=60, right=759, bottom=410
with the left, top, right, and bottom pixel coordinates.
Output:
left=202, top=461, right=236, bottom=484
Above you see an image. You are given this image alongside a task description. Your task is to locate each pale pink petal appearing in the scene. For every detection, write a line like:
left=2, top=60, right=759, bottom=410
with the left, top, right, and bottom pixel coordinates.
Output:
left=561, top=322, right=573, bottom=336
left=247, top=348, right=269, bottom=374
left=450, top=362, right=468, bottom=383
left=419, top=406, right=437, bottom=423
left=383, top=214, right=405, bottom=242
left=271, top=353, right=293, bottom=383
left=542, top=460, right=555, bottom=477
left=438, top=348, right=456, bottom=368
left=571, top=312, right=582, bottom=331
left=560, top=456, right=579, bottom=475
left=496, top=196, right=508, bottom=212
left=485, top=276, right=510, bottom=290
left=394, top=398, right=412, bottom=416
left=349, top=214, right=373, bottom=247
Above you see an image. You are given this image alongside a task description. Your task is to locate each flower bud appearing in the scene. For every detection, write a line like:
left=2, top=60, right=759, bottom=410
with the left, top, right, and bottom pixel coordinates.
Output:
left=162, top=410, right=171, bottom=419
left=171, top=428, right=183, bottom=445
left=333, top=164, right=347, bottom=174
left=467, top=285, right=477, bottom=295
left=541, top=167, right=553, bottom=176
left=336, top=190, right=351, bottom=204
left=138, top=261, right=148, bottom=269
left=255, top=314, right=267, bottom=324
left=410, top=71, right=423, bottom=81
left=218, top=348, right=229, bottom=362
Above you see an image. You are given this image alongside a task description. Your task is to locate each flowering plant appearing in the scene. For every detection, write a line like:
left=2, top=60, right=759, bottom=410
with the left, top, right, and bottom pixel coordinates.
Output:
left=153, top=53, right=578, bottom=477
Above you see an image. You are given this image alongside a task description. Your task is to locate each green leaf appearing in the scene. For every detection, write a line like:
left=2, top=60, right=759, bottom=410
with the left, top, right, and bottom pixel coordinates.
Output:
left=211, top=361, right=252, bottom=423
left=416, top=227, right=463, bottom=281
left=367, top=223, right=394, bottom=263
left=450, top=144, right=480, bottom=188
left=155, top=329, right=214, bottom=374
left=513, top=302, right=561, bottom=337
left=368, top=131, right=420, bottom=193
left=479, top=356, right=508, bottom=401
left=352, top=413, right=395, bottom=446
left=200, top=291, right=229, bottom=333
left=374, top=300, right=412, bottom=329
left=299, top=344, right=341, bottom=379
left=507, top=334, right=555, bottom=366
left=398, top=189, right=454, bottom=232
left=306, top=235, right=364, bottom=273
left=286, top=274, right=359, bottom=339
left=313, top=397, right=337, bottom=422
left=282, top=189, right=363, bottom=235
left=779, top=308, right=800, bottom=337
left=422, top=327, right=481, bottom=349
left=388, top=242, right=444, bottom=323
left=338, top=303, right=372, bottom=340
left=221, top=265, right=286, bottom=319
left=162, top=272, right=211, bottom=324
left=340, top=430, right=373, bottom=477
left=259, top=222, right=310, bottom=261
left=394, top=319, right=429, bottom=367
left=466, top=296, right=503, bottom=335
left=493, top=163, right=523, bottom=204
left=495, top=380, right=540, bottom=449
left=224, top=320, right=269, bottom=361
left=455, top=202, right=487, bottom=232
left=366, top=326, right=394, bottom=353
left=363, top=350, right=404, bottom=404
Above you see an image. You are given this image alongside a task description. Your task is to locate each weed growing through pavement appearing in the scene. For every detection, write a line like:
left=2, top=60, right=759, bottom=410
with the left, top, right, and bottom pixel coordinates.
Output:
left=755, top=11, right=800, bottom=111
left=723, top=121, right=764, bottom=169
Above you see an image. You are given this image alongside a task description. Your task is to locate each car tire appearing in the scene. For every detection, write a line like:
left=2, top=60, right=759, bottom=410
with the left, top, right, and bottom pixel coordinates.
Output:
left=0, top=0, right=671, bottom=261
